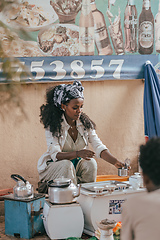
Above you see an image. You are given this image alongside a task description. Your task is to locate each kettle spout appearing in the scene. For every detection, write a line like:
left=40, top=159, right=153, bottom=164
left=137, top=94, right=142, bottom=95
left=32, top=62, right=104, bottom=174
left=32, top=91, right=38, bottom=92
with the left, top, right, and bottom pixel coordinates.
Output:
left=72, top=184, right=81, bottom=198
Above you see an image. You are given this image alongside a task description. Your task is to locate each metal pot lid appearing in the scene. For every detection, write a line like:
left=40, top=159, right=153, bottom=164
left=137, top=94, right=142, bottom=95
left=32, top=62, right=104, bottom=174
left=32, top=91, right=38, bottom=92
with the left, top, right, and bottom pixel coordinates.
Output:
left=17, top=181, right=26, bottom=187
left=48, top=177, right=71, bottom=187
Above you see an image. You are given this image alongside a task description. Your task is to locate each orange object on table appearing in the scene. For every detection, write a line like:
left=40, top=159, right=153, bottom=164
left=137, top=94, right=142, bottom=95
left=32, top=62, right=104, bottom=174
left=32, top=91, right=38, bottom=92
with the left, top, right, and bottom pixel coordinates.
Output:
left=96, top=175, right=129, bottom=182
left=113, top=221, right=122, bottom=236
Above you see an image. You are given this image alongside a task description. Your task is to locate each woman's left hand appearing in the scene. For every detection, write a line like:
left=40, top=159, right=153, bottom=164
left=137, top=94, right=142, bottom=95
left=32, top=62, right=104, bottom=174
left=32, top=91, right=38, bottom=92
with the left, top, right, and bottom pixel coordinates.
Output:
left=114, top=160, right=125, bottom=169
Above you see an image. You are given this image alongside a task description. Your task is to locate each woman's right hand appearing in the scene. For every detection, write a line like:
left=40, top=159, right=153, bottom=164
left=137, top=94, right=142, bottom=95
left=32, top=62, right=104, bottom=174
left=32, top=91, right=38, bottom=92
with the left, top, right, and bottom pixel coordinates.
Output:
left=77, top=149, right=95, bottom=160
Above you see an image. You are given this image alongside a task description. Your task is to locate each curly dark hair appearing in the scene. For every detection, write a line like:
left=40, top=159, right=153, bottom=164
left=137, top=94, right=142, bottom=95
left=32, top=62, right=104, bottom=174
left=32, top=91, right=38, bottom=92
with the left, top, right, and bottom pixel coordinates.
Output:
left=139, top=137, right=160, bottom=186
left=40, top=86, right=96, bottom=137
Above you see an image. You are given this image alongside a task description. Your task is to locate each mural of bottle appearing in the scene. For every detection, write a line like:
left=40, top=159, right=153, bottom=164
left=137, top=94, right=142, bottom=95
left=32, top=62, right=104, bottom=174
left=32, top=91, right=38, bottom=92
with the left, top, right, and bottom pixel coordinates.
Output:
left=138, top=0, right=154, bottom=54
left=124, top=0, right=137, bottom=53
left=107, top=8, right=124, bottom=55
left=90, top=0, right=113, bottom=55
left=79, top=0, right=95, bottom=55
left=155, top=0, right=160, bottom=53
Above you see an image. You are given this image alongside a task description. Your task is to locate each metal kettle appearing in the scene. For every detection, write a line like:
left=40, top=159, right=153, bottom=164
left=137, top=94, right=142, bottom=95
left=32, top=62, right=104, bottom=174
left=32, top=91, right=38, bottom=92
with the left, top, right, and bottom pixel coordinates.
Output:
left=11, top=174, right=34, bottom=199
left=48, top=177, right=81, bottom=204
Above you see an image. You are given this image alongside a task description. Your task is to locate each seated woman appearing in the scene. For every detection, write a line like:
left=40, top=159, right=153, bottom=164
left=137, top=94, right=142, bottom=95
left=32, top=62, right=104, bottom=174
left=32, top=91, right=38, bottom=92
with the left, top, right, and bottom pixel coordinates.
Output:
left=37, top=80, right=124, bottom=186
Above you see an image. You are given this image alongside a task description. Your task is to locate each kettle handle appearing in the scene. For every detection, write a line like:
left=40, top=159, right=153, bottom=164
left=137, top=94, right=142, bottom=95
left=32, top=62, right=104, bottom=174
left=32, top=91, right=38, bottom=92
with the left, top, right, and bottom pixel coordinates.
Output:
left=11, top=174, right=27, bottom=183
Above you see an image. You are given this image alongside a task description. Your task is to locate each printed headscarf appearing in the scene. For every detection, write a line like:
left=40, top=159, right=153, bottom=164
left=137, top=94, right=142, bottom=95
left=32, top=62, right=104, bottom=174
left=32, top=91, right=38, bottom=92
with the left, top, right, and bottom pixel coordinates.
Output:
left=53, top=80, right=84, bottom=109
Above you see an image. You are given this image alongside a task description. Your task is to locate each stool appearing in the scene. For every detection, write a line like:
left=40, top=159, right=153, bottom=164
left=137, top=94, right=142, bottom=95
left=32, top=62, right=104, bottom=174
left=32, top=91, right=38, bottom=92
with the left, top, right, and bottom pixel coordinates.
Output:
left=4, top=193, right=45, bottom=239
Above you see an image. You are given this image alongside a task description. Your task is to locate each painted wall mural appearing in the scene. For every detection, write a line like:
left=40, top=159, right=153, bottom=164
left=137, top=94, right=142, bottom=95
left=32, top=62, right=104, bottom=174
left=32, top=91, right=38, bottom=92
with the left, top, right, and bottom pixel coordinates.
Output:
left=0, top=0, right=160, bottom=82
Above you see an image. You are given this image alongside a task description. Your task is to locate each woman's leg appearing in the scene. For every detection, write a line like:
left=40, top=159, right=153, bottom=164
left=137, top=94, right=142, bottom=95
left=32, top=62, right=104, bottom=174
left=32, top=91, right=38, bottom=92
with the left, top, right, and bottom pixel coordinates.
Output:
left=76, top=158, right=97, bottom=183
left=39, top=160, right=77, bottom=184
